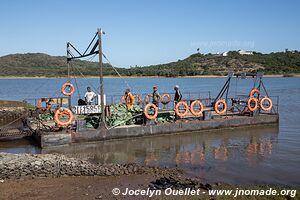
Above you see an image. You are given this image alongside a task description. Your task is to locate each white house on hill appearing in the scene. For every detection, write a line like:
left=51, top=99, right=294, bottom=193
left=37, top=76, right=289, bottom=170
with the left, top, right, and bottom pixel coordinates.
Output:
left=222, top=52, right=228, bottom=56
left=238, top=50, right=254, bottom=55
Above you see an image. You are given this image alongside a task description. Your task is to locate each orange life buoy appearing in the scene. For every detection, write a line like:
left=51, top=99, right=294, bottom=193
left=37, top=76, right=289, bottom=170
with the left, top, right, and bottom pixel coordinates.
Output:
left=175, top=101, right=189, bottom=118
left=249, top=88, right=260, bottom=98
left=61, top=82, right=75, bottom=96
left=248, top=97, right=258, bottom=112
left=54, top=108, right=74, bottom=127
left=144, top=103, right=158, bottom=120
left=260, top=97, right=273, bottom=111
left=214, top=99, right=227, bottom=115
left=161, top=94, right=171, bottom=104
left=190, top=100, right=204, bottom=116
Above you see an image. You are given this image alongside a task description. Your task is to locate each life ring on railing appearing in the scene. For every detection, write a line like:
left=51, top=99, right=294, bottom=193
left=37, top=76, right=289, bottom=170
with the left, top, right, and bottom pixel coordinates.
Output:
left=249, top=88, right=260, bottom=98
left=260, top=97, right=273, bottom=111
left=214, top=99, right=227, bottom=115
left=144, top=103, right=158, bottom=120
left=161, top=94, right=171, bottom=104
left=120, top=95, right=126, bottom=104
left=61, top=82, right=75, bottom=96
left=54, top=108, right=74, bottom=127
left=248, top=97, right=258, bottom=112
left=190, top=100, right=204, bottom=116
left=175, top=101, right=189, bottom=118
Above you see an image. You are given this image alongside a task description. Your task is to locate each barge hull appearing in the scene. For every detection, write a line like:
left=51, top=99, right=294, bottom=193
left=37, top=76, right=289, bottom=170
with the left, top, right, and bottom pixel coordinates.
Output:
left=39, top=114, right=278, bottom=148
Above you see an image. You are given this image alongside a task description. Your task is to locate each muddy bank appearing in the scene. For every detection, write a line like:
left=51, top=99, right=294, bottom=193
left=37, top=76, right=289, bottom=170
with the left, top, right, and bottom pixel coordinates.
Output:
left=0, top=154, right=298, bottom=200
left=0, top=175, right=211, bottom=200
left=0, top=153, right=214, bottom=199
left=0, top=173, right=298, bottom=200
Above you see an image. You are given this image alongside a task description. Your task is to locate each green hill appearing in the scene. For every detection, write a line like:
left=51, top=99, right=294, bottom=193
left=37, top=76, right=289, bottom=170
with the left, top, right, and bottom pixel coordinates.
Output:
left=126, top=51, right=300, bottom=77
left=0, top=53, right=127, bottom=77
left=0, top=51, right=299, bottom=77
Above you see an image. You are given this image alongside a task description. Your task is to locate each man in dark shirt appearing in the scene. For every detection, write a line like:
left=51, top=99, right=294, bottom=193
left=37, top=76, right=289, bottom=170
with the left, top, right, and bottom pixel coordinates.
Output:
left=174, top=85, right=182, bottom=105
left=152, top=86, right=160, bottom=107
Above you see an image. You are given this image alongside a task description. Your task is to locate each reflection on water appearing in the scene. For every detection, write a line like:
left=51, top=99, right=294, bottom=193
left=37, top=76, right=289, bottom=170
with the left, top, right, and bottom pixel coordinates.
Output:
left=246, top=136, right=273, bottom=166
left=0, top=138, right=41, bottom=154
left=42, top=126, right=276, bottom=165
left=37, top=125, right=297, bottom=185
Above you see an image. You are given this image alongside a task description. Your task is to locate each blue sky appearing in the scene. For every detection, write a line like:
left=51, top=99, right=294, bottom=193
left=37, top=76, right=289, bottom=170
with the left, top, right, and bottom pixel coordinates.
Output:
left=0, top=0, right=299, bottom=67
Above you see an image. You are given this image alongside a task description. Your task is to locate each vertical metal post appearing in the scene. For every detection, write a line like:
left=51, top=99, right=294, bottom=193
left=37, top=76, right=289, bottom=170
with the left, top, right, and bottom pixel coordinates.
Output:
left=277, top=96, right=279, bottom=114
left=67, top=42, right=71, bottom=108
left=214, top=76, right=231, bottom=102
left=67, top=43, right=70, bottom=81
left=97, top=28, right=105, bottom=124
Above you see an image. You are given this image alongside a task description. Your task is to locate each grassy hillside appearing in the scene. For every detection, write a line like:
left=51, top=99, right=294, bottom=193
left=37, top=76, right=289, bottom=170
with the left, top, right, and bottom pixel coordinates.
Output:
left=0, top=51, right=300, bottom=77
left=126, top=51, right=300, bottom=77
left=0, top=53, right=127, bottom=77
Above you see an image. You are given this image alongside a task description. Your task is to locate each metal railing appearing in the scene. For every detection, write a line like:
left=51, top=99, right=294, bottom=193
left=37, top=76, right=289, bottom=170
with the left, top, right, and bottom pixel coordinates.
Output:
left=224, top=95, right=279, bottom=114
left=20, top=91, right=279, bottom=116
left=106, top=91, right=211, bottom=107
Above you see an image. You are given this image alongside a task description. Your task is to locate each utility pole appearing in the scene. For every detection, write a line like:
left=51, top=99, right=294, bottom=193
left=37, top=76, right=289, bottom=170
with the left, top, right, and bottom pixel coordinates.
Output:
left=97, top=28, right=105, bottom=124
left=67, top=42, right=70, bottom=81
left=67, top=42, right=71, bottom=108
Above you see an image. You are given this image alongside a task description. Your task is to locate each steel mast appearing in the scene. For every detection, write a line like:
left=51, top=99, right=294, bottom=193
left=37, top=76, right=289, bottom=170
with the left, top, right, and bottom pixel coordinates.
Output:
left=97, top=28, right=105, bottom=124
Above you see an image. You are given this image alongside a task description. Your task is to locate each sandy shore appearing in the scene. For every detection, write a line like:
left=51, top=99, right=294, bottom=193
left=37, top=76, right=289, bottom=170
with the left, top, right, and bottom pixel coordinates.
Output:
left=0, top=174, right=168, bottom=200
left=0, top=174, right=298, bottom=200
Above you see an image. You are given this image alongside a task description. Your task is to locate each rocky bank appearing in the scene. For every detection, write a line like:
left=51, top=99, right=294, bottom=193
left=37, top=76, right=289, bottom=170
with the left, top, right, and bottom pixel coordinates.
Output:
left=0, top=153, right=180, bottom=180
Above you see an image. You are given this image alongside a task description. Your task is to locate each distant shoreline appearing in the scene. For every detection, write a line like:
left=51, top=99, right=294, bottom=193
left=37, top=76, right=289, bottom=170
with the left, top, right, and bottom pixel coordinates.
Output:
left=0, top=74, right=299, bottom=79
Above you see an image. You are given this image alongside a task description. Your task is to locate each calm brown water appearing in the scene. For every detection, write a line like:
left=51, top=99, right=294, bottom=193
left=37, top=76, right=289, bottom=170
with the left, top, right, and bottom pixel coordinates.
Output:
left=0, top=77, right=299, bottom=186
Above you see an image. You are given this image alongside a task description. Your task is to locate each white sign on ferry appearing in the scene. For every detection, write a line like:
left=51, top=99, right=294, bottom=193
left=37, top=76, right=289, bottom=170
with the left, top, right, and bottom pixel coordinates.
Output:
left=72, top=105, right=102, bottom=115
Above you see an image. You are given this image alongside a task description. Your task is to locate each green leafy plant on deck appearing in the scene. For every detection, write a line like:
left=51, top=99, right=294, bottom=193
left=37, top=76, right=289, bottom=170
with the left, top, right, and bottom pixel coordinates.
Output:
left=106, top=104, right=135, bottom=127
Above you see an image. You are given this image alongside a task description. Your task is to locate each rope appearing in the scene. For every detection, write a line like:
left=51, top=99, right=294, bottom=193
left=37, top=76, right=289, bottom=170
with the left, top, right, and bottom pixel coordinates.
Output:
left=25, top=78, right=53, bottom=99
left=235, top=77, right=238, bottom=97
left=49, top=84, right=64, bottom=98
left=70, top=62, right=81, bottom=99
left=72, top=75, right=81, bottom=99
left=71, top=64, right=99, bottom=94
left=102, top=53, right=131, bottom=90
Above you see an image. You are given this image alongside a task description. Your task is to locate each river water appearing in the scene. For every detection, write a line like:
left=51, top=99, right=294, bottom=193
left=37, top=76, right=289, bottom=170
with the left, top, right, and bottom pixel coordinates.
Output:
left=0, top=77, right=299, bottom=186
